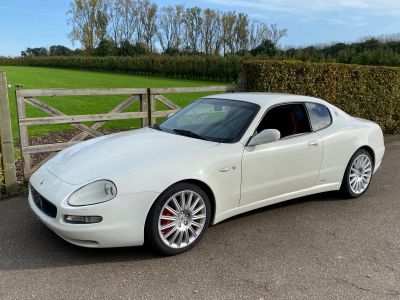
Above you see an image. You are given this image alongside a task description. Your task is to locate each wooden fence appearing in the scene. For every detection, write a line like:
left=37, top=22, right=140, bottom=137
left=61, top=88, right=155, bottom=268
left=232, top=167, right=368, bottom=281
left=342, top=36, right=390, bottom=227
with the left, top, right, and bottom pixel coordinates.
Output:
left=0, top=72, right=17, bottom=193
left=15, top=85, right=235, bottom=181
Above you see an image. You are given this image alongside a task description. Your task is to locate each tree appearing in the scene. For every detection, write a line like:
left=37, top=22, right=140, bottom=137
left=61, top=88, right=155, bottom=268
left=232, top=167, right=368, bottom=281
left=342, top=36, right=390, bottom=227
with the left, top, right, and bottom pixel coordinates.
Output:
left=234, top=13, right=249, bottom=53
left=248, top=20, right=269, bottom=49
left=250, top=39, right=276, bottom=57
left=201, top=9, right=220, bottom=55
left=118, top=39, right=134, bottom=55
left=64, top=0, right=289, bottom=57
left=96, top=39, right=117, bottom=56
left=73, top=48, right=85, bottom=55
left=108, top=0, right=124, bottom=45
left=184, top=7, right=203, bottom=53
left=221, top=11, right=236, bottom=55
left=269, top=23, right=287, bottom=46
left=49, top=45, right=74, bottom=56
left=163, top=47, right=180, bottom=55
left=157, top=5, right=185, bottom=52
left=131, top=42, right=149, bottom=55
left=68, top=0, right=109, bottom=55
left=21, top=47, right=49, bottom=56
left=120, top=0, right=138, bottom=43
left=139, top=0, right=157, bottom=52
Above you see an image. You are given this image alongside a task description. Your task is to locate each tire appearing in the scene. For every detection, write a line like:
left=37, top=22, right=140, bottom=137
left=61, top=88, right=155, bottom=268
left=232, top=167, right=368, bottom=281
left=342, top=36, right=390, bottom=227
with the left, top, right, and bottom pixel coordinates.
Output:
left=145, top=183, right=211, bottom=255
left=340, top=149, right=374, bottom=198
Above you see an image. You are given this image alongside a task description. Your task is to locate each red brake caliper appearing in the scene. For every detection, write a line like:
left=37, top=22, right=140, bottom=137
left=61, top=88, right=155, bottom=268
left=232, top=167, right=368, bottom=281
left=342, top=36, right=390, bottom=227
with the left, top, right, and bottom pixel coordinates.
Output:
left=161, top=208, right=173, bottom=234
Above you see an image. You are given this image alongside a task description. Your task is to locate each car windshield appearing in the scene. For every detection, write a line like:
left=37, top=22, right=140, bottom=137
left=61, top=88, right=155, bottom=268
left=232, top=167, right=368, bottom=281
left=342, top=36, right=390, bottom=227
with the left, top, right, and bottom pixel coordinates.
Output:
left=157, top=98, right=260, bottom=143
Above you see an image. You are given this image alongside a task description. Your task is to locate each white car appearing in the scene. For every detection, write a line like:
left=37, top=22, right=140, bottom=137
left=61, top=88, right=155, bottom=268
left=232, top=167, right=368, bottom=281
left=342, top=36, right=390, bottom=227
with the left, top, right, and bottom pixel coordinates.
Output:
left=29, top=93, right=385, bottom=255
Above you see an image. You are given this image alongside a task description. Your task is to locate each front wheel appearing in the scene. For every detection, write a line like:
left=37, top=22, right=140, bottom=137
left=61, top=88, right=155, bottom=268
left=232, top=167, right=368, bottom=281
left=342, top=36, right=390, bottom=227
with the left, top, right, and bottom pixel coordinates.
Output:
left=145, top=183, right=211, bottom=255
left=341, top=149, right=374, bottom=198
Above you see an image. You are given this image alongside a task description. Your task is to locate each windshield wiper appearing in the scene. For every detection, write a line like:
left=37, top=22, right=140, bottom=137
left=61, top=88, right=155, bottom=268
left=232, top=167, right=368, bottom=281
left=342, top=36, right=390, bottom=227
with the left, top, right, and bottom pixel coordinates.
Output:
left=172, top=129, right=207, bottom=141
left=151, top=124, right=162, bottom=131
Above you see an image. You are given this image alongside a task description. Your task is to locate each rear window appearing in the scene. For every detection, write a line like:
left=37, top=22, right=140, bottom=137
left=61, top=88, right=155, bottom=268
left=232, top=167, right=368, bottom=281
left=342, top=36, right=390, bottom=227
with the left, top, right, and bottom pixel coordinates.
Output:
left=305, top=103, right=332, bottom=131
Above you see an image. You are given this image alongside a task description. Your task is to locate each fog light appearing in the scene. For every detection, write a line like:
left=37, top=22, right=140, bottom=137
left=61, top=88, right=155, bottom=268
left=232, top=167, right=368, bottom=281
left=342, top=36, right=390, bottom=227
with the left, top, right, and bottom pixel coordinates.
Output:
left=64, top=215, right=103, bottom=224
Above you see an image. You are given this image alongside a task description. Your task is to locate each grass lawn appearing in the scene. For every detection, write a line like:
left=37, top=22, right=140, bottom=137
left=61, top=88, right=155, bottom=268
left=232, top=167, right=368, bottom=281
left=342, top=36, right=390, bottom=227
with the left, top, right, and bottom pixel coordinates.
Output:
left=0, top=66, right=229, bottom=138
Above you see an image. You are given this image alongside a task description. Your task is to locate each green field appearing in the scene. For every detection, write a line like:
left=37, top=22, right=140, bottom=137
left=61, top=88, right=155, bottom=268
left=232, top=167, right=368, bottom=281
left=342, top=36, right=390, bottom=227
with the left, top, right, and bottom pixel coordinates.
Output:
left=0, top=66, right=228, bottom=138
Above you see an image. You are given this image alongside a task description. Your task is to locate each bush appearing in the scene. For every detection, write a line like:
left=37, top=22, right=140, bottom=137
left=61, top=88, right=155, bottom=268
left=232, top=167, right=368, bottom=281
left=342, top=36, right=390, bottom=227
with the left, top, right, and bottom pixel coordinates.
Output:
left=243, top=60, right=400, bottom=133
left=0, top=55, right=243, bottom=82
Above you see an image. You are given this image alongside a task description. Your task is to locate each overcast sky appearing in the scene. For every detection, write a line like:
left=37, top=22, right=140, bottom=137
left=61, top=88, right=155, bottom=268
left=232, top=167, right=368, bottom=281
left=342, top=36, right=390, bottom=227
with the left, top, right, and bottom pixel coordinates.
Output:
left=1, top=0, right=399, bottom=56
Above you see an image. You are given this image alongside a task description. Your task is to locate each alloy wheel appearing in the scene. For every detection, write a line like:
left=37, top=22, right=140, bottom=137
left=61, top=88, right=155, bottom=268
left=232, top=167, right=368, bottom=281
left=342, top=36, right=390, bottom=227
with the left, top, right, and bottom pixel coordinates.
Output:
left=348, top=154, right=372, bottom=194
left=158, top=190, right=207, bottom=249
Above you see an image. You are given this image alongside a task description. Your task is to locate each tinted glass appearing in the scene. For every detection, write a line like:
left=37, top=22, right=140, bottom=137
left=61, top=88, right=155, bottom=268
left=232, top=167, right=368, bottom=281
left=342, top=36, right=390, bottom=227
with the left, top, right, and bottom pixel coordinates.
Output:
left=257, top=103, right=311, bottom=138
left=305, top=103, right=332, bottom=131
left=159, top=98, right=260, bottom=143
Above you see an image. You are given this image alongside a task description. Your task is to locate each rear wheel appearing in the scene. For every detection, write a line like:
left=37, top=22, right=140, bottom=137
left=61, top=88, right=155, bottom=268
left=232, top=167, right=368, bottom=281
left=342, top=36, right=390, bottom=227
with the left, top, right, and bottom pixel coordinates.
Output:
left=145, top=183, right=211, bottom=255
left=341, top=149, right=373, bottom=198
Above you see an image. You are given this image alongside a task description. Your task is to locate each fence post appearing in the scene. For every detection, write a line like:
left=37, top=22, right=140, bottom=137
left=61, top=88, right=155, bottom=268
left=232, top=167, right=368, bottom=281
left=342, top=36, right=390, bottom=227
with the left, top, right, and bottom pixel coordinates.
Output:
left=0, top=72, right=17, bottom=193
left=149, top=91, right=156, bottom=126
left=15, top=90, right=31, bottom=180
left=140, top=92, right=148, bottom=127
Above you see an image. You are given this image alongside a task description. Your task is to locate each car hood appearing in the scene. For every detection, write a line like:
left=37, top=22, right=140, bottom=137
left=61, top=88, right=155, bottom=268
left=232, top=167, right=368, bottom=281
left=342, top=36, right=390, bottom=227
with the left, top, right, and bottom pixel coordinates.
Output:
left=45, top=128, right=218, bottom=185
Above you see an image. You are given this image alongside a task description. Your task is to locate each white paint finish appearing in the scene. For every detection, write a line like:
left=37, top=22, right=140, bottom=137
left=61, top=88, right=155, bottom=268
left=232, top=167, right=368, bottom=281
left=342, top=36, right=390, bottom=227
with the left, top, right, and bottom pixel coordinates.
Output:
left=28, top=93, right=385, bottom=248
left=241, top=132, right=323, bottom=206
left=45, top=128, right=219, bottom=186
left=30, top=166, right=160, bottom=247
left=214, top=182, right=342, bottom=224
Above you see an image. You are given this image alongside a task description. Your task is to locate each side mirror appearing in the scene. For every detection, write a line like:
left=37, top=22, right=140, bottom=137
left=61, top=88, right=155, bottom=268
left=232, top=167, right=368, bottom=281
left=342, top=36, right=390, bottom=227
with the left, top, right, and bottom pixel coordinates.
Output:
left=248, top=129, right=280, bottom=146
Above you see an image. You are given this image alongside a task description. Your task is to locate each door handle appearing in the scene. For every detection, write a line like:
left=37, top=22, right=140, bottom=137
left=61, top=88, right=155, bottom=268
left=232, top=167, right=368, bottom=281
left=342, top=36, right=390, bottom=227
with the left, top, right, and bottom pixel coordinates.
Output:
left=308, top=141, right=319, bottom=148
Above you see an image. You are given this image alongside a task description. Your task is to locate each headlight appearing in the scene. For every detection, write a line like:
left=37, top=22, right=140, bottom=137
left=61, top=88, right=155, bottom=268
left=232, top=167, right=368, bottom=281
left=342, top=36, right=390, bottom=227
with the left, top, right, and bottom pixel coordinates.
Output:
left=68, top=180, right=117, bottom=206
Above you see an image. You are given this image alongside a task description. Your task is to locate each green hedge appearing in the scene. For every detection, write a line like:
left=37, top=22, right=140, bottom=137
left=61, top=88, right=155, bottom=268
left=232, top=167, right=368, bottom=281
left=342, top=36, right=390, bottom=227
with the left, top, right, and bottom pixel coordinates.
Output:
left=0, top=55, right=242, bottom=82
left=243, top=60, right=400, bottom=134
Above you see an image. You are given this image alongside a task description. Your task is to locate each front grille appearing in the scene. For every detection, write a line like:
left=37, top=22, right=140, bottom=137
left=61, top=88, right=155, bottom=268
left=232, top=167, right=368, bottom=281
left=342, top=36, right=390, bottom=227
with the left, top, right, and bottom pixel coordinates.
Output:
left=30, top=184, right=57, bottom=218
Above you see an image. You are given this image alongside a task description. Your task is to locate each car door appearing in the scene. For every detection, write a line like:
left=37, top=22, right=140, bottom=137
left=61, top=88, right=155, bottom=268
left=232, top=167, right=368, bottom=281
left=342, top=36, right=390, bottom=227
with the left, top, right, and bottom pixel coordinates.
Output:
left=240, top=103, right=323, bottom=206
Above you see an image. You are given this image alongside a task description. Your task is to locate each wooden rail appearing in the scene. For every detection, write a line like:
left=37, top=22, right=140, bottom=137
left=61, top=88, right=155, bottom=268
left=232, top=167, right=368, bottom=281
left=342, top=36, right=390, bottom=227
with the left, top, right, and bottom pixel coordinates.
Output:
left=0, top=72, right=17, bottom=193
left=15, top=85, right=236, bottom=181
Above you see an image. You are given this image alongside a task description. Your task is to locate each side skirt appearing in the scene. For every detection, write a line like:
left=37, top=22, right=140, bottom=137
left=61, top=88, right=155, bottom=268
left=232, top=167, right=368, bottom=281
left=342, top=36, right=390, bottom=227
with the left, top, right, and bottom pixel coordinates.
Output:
left=212, top=182, right=341, bottom=224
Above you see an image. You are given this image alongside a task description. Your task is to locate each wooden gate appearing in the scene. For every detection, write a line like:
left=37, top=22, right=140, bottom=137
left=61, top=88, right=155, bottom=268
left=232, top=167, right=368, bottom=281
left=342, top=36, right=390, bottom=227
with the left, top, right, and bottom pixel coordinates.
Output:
left=15, top=85, right=236, bottom=181
left=15, top=88, right=148, bottom=179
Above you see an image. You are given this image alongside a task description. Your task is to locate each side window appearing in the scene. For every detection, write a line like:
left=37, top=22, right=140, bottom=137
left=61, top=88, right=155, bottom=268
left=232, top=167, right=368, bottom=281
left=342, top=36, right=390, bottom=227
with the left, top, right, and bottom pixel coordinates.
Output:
left=257, top=104, right=311, bottom=138
left=305, top=103, right=332, bottom=131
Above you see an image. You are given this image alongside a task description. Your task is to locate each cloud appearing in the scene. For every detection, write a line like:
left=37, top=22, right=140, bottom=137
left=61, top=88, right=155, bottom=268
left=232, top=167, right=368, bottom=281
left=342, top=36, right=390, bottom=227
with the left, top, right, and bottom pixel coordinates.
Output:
left=201, top=0, right=400, bottom=14
left=201, top=0, right=400, bottom=28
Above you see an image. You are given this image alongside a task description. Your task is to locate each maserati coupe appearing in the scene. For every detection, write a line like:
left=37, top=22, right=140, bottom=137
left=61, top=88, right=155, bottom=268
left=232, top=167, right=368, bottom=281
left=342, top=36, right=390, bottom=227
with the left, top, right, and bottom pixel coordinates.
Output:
left=28, top=93, right=385, bottom=255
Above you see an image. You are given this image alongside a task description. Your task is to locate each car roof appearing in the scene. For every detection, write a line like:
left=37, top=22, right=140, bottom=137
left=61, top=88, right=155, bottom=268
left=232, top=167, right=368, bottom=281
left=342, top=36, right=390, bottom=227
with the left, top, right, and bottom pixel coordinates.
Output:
left=203, top=92, right=330, bottom=108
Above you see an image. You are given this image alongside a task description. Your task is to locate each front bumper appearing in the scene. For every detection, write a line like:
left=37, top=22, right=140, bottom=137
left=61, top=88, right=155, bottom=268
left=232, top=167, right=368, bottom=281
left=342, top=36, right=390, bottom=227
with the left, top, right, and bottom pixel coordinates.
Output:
left=29, top=169, right=159, bottom=248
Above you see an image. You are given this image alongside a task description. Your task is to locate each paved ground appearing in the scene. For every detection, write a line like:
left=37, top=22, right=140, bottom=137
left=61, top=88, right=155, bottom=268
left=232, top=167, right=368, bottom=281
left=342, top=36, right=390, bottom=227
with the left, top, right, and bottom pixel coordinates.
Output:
left=0, top=136, right=399, bottom=299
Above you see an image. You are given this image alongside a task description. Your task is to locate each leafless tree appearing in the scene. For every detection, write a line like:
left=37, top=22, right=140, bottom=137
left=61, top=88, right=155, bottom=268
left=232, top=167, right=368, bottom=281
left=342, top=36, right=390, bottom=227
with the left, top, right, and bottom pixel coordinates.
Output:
left=248, top=20, right=270, bottom=49
left=269, top=23, right=288, bottom=46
